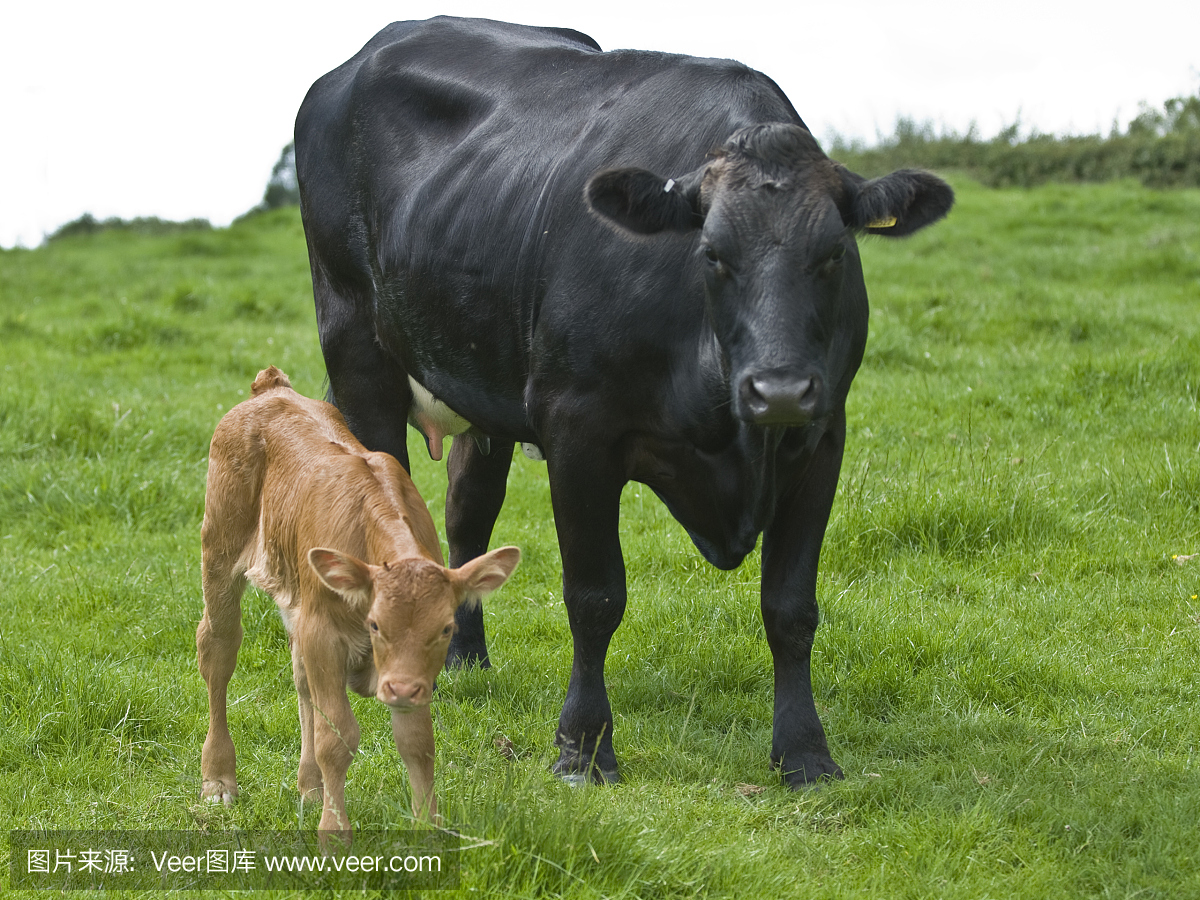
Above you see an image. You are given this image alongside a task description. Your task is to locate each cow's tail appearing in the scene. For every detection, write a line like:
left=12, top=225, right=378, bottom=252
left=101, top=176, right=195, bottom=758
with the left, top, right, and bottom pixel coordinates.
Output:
left=250, top=365, right=293, bottom=396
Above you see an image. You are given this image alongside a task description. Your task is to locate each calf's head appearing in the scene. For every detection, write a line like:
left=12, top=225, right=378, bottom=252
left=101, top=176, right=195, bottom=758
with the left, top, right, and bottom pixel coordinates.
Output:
left=587, top=123, right=954, bottom=426
left=308, top=546, right=521, bottom=707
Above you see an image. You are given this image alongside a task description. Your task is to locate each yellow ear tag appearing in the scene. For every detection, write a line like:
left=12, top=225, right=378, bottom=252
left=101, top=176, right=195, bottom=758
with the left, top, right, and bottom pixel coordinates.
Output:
left=867, top=215, right=897, bottom=229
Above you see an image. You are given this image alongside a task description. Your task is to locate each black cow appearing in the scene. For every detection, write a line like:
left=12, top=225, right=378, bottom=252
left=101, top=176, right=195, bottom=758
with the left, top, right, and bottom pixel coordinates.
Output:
left=295, top=16, right=953, bottom=786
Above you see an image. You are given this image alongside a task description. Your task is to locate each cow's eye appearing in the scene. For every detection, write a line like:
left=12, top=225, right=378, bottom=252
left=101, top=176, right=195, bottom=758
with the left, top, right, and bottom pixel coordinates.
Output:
left=702, top=244, right=731, bottom=278
left=819, top=243, right=847, bottom=275
left=368, top=620, right=379, bottom=632
left=442, top=624, right=454, bottom=636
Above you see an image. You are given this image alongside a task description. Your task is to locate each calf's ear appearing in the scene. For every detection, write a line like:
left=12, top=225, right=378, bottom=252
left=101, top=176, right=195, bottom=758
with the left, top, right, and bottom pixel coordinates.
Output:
left=309, top=548, right=374, bottom=610
left=451, top=546, right=521, bottom=606
left=586, top=166, right=704, bottom=235
left=839, top=167, right=954, bottom=237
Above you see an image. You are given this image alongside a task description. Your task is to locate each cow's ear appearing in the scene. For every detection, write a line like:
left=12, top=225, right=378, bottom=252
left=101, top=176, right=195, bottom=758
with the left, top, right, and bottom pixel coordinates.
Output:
left=586, top=167, right=704, bottom=235
left=450, top=546, right=521, bottom=608
left=839, top=166, right=954, bottom=237
left=309, top=548, right=374, bottom=610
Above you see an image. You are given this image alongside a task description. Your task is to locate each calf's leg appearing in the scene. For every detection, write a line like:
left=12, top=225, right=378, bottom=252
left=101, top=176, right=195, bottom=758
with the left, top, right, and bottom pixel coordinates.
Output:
left=445, top=435, right=515, bottom=667
left=391, top=706, right=437, bottom=821
left=197, top=566, right=245, bottom=805
left=301, top=634, right=361, bottom=838
left=291, top=642, right=323, bottom=801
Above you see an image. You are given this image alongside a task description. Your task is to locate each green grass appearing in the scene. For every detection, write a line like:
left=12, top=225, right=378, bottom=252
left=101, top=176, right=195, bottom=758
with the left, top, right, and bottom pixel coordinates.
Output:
left=2, top=182, right=1199, bottom=898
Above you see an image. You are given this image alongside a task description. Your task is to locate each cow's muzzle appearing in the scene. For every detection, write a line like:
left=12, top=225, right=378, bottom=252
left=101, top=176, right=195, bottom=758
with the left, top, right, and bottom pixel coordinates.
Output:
left=737, top=371, right=823, bottom=426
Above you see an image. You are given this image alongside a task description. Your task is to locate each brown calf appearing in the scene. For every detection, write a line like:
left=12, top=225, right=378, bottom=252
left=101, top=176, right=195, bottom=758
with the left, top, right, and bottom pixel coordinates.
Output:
left=197, top=366, right=519, bottom=839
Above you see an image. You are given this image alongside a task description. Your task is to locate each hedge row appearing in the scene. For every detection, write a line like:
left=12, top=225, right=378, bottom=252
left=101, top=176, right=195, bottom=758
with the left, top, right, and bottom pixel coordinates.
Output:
left=830, top=94, right=1200, bottom=188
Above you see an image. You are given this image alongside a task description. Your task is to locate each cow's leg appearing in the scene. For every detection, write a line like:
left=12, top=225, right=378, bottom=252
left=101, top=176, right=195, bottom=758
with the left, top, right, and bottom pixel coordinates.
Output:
left=390, top=706, right=437, bottom=821
left=197, top=562, right=245, bottom=806
left=760, top=418, right=847, bottom=788
left=545, top=448, right=626, bottom=784
left=300, top=632, right=361, bottom=840
left=314, top=272, right=413, bottom=471
left=291, top=640, right=323, bottom=802
left=445, top=435, right=515, bottom=668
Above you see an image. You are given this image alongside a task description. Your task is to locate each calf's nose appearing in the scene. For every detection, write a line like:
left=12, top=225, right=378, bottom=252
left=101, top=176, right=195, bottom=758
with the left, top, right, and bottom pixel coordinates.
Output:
left=378, top=678, right=429, bottom=707
left=738, top=372, right=822, bottom=425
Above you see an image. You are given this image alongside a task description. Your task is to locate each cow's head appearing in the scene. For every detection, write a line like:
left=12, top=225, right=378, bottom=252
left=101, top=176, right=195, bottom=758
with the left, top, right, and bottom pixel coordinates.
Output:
left=308, top=546, right=520, bottom=707
left=586, top=123, right=954, bottom=426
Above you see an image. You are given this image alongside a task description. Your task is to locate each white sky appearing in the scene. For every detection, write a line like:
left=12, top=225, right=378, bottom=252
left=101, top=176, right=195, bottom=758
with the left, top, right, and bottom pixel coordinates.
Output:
left=2, top=0, right=1197, bottom=248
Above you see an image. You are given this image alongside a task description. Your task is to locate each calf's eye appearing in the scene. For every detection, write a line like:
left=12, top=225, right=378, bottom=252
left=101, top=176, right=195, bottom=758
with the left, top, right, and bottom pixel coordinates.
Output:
left=442, top=624, right=454, bottom=636
left=703, top=245, right=720, bottom=264
left=369, top=620, right=379, bottom=632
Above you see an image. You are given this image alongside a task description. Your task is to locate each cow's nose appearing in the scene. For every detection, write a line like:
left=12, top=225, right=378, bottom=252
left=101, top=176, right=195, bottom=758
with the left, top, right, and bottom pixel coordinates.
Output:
left=738, top=372, right=822, bottom=425
left=378, top=678, right=428, bottom=707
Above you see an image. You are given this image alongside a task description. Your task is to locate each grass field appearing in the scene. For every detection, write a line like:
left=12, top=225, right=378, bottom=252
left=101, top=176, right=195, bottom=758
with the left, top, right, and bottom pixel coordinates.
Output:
left=2, top=177, right=1199, bottom=898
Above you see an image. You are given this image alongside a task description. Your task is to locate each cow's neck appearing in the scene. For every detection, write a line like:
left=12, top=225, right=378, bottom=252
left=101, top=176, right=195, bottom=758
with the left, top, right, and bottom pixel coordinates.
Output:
left=620, top=329, right=798, bottom=570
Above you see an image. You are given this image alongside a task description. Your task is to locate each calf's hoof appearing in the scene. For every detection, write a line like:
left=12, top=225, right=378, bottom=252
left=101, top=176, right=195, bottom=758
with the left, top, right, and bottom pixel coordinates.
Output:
left=318, top=829, right=353, bottom=853
left=201, top=779, right=238, bottom=807
left=298, top=763, right=323, bottom=801
left=775, top=752, right=844, bottom=789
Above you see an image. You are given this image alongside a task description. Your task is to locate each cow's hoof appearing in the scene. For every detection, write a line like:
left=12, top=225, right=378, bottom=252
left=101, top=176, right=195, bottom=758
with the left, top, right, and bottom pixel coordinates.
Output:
left=554, top=768, right=621, bottom=787
left=775, top=753, right=843, bottom=789
left=445, top=647, right=490, bottom=669
left=551, top=758, right=621, bottom=786
left=201, top=779, right=238, bottom=807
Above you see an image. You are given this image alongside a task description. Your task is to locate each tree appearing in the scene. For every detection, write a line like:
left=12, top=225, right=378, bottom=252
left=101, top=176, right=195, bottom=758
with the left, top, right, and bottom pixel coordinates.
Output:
left=261, top=142, right=299, bottom=209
